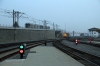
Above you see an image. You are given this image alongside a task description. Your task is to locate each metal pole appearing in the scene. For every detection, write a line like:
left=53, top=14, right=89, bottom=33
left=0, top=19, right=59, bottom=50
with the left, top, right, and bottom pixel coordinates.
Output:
left=13, top=10, right=14, bottom=27
left=13, top=9, right=15, bottom=41
left=44, top=20, right=47, bottom=46
left=14, top=12, right=16, bottom=25
left=13, top=11, right=16, bottom=41
left=53, top=22, right=55, bottom=30
left=45, top=20, right=47, bottom=39
left=56, top=24, right=57, bottom=30
left=17, top=11, right=19, bottom=27
left=14, top=11, right=16, bottom=41
left=73, top=31, right=74, bottom=36
left=65, top=23, right=66, bottom=32
left=46, top=20, right=47, bottom=45
left=43, top=20, right=46, bottom=39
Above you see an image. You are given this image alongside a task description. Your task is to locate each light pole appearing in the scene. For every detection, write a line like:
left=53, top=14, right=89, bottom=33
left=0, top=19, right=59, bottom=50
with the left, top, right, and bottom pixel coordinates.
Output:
left=43, top=20, right=47, bottom=45
left=42, top=20, right=50, bottom=45
left=53, top=22, right=55, bottom=30
left=56, top=24, right=58, bottom=30
left=49, top=22, right=55, bottom=30
left=65, top=23, right=66, bottom=32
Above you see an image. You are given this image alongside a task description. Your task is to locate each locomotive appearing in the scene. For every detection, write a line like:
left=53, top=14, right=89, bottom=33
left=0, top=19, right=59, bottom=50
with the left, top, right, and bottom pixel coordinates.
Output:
left=62, top=33, right=69, bottom=38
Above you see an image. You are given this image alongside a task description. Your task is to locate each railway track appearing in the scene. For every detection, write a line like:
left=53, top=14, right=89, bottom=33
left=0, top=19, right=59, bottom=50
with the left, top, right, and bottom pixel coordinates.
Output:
left=0, top=39, right=55, bottom=62
left=0, top=41, right=44, bottom=62
left=67, top=39, right=100, bottom=48
left=53, top=40, right=100, bottom=66
left=79, top=40, right=100, bottom=48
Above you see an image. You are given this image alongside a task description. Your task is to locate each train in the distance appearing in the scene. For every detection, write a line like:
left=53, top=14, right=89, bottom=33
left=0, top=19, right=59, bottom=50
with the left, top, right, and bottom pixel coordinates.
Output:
left=25, top=23, right=50, bottom=29
left=62, top=32, right=69, bottom=38
left=62, top=32, right=94, bottom=41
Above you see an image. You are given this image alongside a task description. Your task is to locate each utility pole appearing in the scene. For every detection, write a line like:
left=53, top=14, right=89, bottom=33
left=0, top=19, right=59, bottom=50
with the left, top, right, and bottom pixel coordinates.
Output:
left=56, top=24, right=58, bottom=30
left=73, top=31, right=74, bottom=36
left=43, top=20, right=46, bottom=29
left=1, top=9, right=25, bottom=27
left=56, top=24, right=60, bottom=31
left=43, top=20, right=49, bottom=39
left=17, top=11, right=19, bottom=25
left=8, top=10, right=25, bottom=41
left=13, top=9, right=15, bottom=41
left=43, top=20, right=49, bottom=46
left=65, top=23, right=66, bottom=32
left=53, top=22, right=55, bottom=30
left=14, top=11, right=25, bottom=27
left=0, top=9, right=28, bottom=28
left=13, top=10, right=14, bottom=27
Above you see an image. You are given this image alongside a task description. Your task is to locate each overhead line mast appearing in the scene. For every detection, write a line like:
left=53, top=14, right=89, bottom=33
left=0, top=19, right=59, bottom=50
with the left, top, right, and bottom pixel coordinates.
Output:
left=0, top=9, right=25, bottom=27
left=9, top=9, right=25, bottom=27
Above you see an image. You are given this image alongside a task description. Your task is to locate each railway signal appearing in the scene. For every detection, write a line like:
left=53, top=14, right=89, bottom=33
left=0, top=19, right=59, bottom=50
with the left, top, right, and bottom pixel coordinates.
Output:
left=89, top=39, right=92, bottom=43
left=75, top=39, right=78, bottom=45
left=19, top=45, right=24, bottom=59
left=19, top=50, right=24, bottom=54
left=88, top=38, right=92, bottom=44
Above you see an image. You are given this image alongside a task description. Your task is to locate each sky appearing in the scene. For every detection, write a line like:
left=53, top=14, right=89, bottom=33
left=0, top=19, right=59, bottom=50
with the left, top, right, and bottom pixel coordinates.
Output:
left=0, top=0, right=100, bottom=32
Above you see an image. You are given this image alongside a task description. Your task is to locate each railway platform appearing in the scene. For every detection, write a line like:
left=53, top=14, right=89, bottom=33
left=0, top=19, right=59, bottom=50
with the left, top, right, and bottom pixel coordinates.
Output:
left=0, top=45, right=84, bottom=66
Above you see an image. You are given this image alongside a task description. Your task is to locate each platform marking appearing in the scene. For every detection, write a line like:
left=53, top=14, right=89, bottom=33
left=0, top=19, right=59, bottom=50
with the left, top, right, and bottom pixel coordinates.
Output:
left=5, top=59, right=25, bottom=62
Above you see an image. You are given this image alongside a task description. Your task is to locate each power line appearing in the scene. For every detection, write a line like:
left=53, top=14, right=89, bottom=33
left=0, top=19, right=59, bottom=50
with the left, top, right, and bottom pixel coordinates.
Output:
left=0, top=9, right=26, bottom=27
left=0, top=8, right=58, bottom=30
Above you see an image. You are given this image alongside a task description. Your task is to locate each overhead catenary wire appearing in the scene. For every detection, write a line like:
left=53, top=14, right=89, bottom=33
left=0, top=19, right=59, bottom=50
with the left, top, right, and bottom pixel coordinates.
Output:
left=0, top=8, right=60, bottom=30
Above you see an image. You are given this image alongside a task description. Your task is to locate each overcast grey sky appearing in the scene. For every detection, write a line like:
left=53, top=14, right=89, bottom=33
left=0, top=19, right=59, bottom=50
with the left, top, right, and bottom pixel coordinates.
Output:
left=0, top=0, right=100, bottom=32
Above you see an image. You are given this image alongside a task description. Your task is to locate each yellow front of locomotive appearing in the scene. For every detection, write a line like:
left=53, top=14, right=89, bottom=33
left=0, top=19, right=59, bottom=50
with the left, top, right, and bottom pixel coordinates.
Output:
left=62, top=33, right=68, bottom=38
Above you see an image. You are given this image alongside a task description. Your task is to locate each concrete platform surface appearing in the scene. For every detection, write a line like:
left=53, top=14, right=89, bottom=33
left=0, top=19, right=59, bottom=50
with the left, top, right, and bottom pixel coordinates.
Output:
left=23, top=46, right=84, bottom=66
left=0, top=59, right=25, bottom=66
left=0, top=46, right=84, bottom=66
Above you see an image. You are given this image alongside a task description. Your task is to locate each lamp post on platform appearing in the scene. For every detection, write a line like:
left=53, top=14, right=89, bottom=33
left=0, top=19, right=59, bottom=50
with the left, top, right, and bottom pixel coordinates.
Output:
left=42, top=20, right=50, bottom=46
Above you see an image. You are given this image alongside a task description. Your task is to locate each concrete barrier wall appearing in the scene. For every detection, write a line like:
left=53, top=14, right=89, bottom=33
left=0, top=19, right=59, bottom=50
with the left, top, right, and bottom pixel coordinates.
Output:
left=0, top=27, right=55, bottom=43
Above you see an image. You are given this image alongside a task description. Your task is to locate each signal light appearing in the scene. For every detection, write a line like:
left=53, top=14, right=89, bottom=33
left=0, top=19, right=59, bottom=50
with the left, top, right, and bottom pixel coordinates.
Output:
left=19, top=45, right=24, bottom=49
left=19, top=45, right=24, bottom=53
left=75, top=39, right=78, bottom=44
left=19, top=45, right=24, bottom=59
left=19, top=50, right=24, bottom=53
left=75, top=41, right=77, bottom=43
